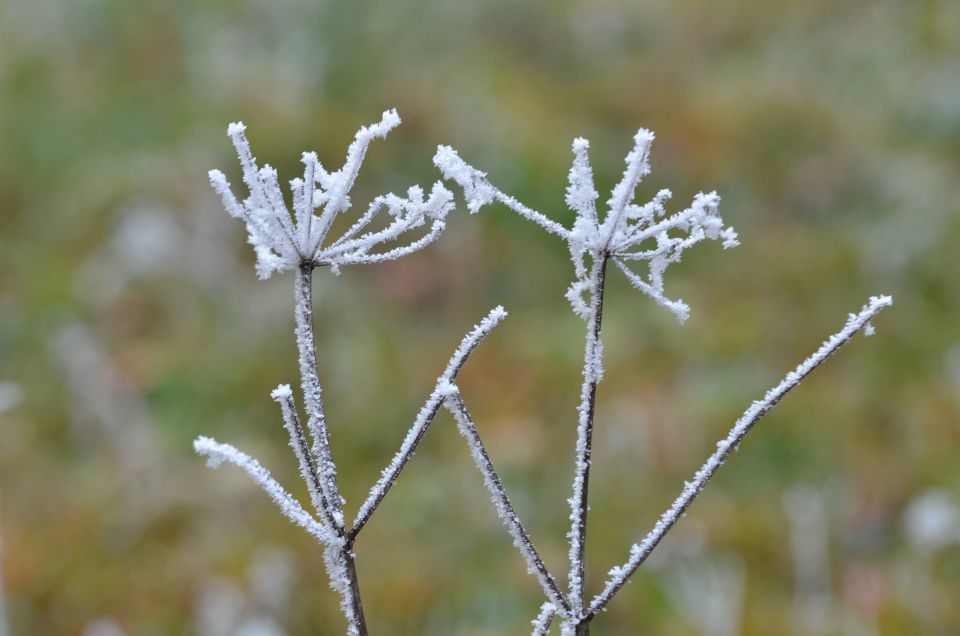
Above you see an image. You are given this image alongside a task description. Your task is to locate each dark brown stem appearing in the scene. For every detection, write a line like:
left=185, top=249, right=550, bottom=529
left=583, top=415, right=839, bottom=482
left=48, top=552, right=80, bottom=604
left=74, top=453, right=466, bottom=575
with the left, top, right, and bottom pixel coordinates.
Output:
left=344, top=541, right=368, bottom=635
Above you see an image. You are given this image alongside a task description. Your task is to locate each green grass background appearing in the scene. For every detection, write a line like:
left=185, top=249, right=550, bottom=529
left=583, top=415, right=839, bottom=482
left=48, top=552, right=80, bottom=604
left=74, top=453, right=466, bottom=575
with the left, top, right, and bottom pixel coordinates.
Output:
left=1, top=0, right=958, bottom=633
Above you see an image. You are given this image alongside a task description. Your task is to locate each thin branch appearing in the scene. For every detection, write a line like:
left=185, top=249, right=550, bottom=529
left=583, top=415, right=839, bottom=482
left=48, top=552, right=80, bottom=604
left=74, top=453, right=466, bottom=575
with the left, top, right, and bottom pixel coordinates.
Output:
left=443, top=390, right=571, bottom=614
left=193, top=436, right=333, bottom=545
left=334, top=220, right=446, bottom=267
left=271, top=384, right=339, bottom=532
left=613, top=257, right=690, bottom=324
left=309, top=110, right=402, bottom=254
left=585, top=295, right=893, bottom=620
left=433, top=145, right=571, bottom=239
left=350, top=306, right=509, bottom=539
left=531, top=602, right=557, bottom=636
left=599, top=128, right=654, bottom=249
left=330, top=197, right=389, bottom=248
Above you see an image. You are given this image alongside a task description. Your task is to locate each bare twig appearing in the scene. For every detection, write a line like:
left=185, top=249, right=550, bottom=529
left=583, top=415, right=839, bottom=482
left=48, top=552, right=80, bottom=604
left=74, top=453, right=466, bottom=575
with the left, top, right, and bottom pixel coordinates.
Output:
left=442, top=389, right=571, bottom=614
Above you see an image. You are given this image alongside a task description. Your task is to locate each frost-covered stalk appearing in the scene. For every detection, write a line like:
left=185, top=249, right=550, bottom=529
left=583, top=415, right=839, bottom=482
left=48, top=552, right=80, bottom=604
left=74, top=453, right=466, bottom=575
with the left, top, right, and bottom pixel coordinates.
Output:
left=442, top=387, right=570, bottom=613
left=436, top=129, right=889, bottom=634
left=584, top=295, right=893, bottom=621
left=567, top=254, right=607, bottom=618
left=194, top=110, right=489, bottom=635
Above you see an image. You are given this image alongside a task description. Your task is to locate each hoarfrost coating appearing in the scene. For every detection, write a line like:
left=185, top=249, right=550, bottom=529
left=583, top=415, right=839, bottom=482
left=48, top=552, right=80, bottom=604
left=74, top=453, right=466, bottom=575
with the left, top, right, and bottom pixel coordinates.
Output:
left=195, top=112, right=893, bottom=635
left=435, top=130, right=738, bottom=324
left=212, top=110, right=454, bottom=279
left=436, top=126, right=890, bottom=634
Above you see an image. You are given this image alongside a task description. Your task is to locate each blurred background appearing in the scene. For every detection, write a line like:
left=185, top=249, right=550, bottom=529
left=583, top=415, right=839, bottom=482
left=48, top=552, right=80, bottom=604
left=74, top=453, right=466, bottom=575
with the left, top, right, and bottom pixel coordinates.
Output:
left=1, top=0, right=958, bottom=634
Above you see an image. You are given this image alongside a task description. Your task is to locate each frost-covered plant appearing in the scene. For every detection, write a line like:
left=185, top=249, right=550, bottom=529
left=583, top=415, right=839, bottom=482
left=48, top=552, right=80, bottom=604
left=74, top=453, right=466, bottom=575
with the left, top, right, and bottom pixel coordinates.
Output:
left=435, top=132, right=891, bottom=634
left=194, top=110, right=507, bottom=635
left=195, top=110, right=892, bottom=636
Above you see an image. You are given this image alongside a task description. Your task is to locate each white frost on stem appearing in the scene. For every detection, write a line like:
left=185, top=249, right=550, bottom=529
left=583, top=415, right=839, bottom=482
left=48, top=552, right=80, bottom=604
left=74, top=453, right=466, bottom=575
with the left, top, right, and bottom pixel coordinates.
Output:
left=585, top=295, right=893, bottom=619
left=193, top=436, right=333, bottom=545
left=350, top=306, right=509, bottom=538
left=434, top=145, right=570, bottom=238
left=443, top=390, right=570, bottom=614
left=531, top=602, right=557, bottom=636
left=566, top=256, right=606, bottom=614
left=294, top=265, right=344, bottom=531
left=211, top=110, right=454, bottom=280
left=322, top=543, right=359, bottom=636
left=271, top=383, right=339, bottom=532
left=438, top=127, right=740, bottom=622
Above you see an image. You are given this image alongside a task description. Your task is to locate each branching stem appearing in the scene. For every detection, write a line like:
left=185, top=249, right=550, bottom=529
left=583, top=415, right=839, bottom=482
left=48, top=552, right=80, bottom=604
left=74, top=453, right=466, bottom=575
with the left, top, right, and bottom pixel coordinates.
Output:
left=294, top=263, right=366, bottom=634
left=582, top=295, right=892, bottom=622
left=350, top=306, right=507, bottom=539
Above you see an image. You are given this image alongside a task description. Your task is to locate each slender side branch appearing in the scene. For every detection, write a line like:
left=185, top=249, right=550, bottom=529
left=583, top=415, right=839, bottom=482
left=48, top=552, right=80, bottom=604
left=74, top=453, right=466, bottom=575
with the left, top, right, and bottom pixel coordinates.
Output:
left=567, top=256, right=608, bottom=614
left=271, top=384, right=339, bottom=532
left=443, top=389, right=571, bottom=615
left=531, top=602, right=557, bottom=636
left=193, top=436, right=334, bottom=544
left=433, top=145, right=571, bottom=239
left=585, top=295, right=893, bottom=620
left=350, top=306, right=509, bottom=539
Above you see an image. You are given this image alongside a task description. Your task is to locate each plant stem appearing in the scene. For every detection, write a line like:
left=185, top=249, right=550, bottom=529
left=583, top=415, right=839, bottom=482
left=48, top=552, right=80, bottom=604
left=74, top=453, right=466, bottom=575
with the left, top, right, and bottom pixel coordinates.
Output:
left=295, top=263, right=368, bottom=633
left=344, top=540, right=368, bottom=635
left=567, top=253, right=609, bottom=623
left=294, top=264, right=344, bottom=527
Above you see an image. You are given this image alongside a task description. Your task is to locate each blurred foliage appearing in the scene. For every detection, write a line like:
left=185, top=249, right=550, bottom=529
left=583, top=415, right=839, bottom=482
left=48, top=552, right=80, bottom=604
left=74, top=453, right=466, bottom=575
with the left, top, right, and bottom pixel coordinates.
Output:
left=1, top=0, right=958, bottom=634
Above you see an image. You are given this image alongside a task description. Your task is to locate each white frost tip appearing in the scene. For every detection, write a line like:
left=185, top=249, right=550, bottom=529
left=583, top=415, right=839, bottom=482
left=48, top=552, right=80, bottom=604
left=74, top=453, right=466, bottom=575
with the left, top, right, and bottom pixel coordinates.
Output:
left=490, top=305, right=508, bottom=320
left=634, top=128, right=655, bottom=145
left=572, top=137, right=590, bottom=151
left=271, top=383, right=293, bottom=401
left=227, top=121, right=246, bottom=136
left=864, top=322, right=876, bottom=336
left=193, top=436, right=225, bottom=468
left=361, top=109, right=401, bottom=140
left=381, top=108, right=401, bottom=127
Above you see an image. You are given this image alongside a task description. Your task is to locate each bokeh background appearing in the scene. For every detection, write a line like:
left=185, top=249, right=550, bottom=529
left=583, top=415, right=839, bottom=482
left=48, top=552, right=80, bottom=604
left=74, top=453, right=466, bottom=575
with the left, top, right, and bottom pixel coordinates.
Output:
left=1, top=1, right=958, bottom=634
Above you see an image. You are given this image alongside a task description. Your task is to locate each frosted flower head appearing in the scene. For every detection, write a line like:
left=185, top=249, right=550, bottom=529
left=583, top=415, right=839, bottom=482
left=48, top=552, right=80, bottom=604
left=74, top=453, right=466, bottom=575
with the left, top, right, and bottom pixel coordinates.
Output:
left=210, top=110, right=454, bottom=279
left=435, top=127, right=739, bottom=323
